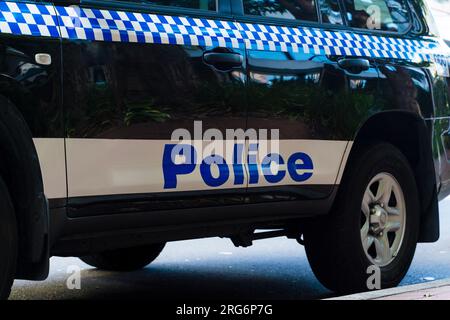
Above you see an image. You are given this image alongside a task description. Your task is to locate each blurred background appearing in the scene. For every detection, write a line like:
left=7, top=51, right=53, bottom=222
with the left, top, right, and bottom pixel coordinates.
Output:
left=428, top=0, right=450, bottom=44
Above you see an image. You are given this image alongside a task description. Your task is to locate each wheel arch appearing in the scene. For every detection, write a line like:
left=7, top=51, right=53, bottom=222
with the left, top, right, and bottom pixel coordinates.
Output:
left=343, top=111, right=439, bottom=243
left=0, top=94, right=49, bottom=280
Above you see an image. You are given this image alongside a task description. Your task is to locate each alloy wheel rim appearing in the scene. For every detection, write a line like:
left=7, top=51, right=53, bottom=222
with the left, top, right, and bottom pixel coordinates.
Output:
left=360, top=172, right=406, bottom=267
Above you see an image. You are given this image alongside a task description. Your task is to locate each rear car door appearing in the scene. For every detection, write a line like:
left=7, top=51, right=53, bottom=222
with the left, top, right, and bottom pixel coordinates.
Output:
left=56, top=0, right=249, bottom=215
left=236, top=0, right=379, bottom=202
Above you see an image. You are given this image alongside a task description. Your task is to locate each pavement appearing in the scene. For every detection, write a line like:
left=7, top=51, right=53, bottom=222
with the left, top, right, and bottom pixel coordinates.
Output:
left=9, top=198, right=450, bottom=300
left=329, top=279, right=450, bottom=300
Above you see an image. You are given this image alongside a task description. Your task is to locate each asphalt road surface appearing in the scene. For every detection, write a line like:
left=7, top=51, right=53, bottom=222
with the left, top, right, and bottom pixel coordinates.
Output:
left=10, top=199, right=450, bottom=300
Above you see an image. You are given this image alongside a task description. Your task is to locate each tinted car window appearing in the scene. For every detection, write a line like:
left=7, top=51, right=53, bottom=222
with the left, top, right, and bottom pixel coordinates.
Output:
left=343, top=0, right=410, bottom=32
left=243, top=0, right=318, bottom=22
left=125, top=0, right=217, bottom=11
left=319, top=0, right=343, bottom=24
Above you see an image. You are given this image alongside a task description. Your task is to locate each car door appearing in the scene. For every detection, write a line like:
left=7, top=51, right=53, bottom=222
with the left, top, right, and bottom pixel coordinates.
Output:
left=236, top=0, right=379, bottom=202
left=55, top=0, right=249, bottom=215
left=0, top=0, right=65, bottom=205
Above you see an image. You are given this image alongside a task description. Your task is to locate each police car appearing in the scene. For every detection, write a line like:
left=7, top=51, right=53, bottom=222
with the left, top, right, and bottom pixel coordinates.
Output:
left=0, top=0, right=449, bottom=299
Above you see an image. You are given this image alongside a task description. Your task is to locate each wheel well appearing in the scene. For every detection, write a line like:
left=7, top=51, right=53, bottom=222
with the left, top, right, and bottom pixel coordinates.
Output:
left=0, top=95, right=49, bottom=280
left=345, top=111, right=439, bottom=242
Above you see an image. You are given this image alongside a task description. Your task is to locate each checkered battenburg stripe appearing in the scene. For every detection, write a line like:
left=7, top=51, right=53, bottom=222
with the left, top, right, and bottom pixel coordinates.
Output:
left=0, top=1, right=59, bottom=37
left=0, top=1, right=448, bottom=65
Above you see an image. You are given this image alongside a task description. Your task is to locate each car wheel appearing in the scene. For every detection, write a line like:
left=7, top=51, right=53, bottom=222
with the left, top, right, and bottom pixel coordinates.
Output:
left=304, top=142, right=420, bottom=294
left=79, top=243, right=166, bottom=271
left=0, top=177, right=17, bottom=300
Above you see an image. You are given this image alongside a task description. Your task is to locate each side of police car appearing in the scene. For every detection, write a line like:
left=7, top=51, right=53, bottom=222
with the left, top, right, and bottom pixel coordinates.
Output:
left=0, top=0, right=449, bottom=298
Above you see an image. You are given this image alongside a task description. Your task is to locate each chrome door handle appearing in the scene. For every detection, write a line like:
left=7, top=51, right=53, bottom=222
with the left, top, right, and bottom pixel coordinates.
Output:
left=35, top=53, right=52, bottom=66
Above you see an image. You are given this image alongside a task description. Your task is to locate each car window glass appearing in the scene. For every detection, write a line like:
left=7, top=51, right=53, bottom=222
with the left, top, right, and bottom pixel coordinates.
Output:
left=319, top=0, right=343, bottom=24
left=243, top=0, right=319, bottom=22
left=343, top=0, right=410, bottom=32
left=123, top=0, right=217, bottom=11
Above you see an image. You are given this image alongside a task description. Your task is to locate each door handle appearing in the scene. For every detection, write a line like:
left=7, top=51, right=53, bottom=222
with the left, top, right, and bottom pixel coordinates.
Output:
left=35, top=53, right=52, bottom=66
left=338, top=58, right=370, bottom=73
left=203, top=52, right=243, bottom=71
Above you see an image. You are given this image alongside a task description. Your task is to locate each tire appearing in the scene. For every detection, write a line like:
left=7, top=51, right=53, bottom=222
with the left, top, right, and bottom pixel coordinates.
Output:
left=0, top=177, right=17, bottom=300
left=79, top=243, right=166, bottom=271
left=304, top=142, right=420, bottom=294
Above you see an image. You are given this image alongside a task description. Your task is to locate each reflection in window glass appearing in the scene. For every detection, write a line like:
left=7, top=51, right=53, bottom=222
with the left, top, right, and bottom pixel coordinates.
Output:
left=249, top=50, right=290, bottom=60
left=343, top=0, right=410, bottom=32
left=126, top=0, right=217, bottom=11
left=243, top=0, right=318, bottom=22
left=319, top=0, right=343, bottom=25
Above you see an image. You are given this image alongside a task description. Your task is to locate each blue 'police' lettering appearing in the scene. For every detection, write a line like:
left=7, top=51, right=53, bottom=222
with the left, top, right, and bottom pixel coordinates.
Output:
left=200, top=155, right=230, bottom=187
left=233, top=144, right=245, bottom=185
left=162, top=144, right=314, bottom=189
left=287, top=152, right=314, bottom=182
left=248, top=143, right=259, bottom=185
left=163, top=144, right=197, bottom=189
left=261, top=153, right=286, bottom=183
